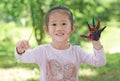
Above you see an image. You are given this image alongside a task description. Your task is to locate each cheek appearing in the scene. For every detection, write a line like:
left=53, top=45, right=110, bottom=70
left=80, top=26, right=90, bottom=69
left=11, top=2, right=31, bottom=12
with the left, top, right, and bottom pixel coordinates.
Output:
left=48, top=28, right=54, bottom=35
left=66, top=27, right=72, bottom=34
left=66, top=30, right=72, bottom=36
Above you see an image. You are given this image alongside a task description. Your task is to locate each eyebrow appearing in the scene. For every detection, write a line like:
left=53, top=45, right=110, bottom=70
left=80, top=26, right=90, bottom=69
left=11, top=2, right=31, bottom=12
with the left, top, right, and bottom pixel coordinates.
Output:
left=61, top=20, right=68, bottom=22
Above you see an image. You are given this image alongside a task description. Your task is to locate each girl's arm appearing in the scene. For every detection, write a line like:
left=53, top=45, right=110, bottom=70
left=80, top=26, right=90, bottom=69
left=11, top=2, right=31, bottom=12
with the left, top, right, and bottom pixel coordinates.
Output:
left=78, top=41, right=106, bottom=67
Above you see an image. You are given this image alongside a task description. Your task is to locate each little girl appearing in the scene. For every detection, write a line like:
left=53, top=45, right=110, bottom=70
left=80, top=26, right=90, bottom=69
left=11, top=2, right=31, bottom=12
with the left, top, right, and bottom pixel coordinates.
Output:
left=15, top=5, right=106, bottom=81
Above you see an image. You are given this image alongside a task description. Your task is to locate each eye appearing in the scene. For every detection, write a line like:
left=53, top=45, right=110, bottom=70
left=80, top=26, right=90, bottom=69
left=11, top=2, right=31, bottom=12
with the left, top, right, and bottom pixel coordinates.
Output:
left=52, top=23, right=56, bottom=26
left=62, top=23, right=66, bottom=25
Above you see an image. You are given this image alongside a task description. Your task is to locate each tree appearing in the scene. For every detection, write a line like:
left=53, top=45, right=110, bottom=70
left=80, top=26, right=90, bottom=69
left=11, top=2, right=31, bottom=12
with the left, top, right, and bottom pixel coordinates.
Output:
left=1, top=0, right=119, bottom=45
left=29, top=0, right=45, bottom=45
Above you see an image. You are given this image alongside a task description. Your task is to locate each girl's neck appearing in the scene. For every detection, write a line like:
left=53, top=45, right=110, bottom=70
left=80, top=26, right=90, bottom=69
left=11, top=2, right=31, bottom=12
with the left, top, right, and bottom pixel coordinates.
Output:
left=51, top=41, right=70, bottom=50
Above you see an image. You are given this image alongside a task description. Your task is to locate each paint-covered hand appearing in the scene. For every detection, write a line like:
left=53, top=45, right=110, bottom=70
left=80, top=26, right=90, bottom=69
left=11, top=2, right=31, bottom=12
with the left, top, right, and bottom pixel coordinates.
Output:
left=80, top=18, right=106, bottom=41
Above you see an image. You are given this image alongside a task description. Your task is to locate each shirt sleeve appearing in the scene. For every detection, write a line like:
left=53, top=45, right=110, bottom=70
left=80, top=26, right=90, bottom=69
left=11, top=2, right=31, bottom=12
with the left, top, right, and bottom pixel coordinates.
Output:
left=14, top=45, right=45, bottom=65
left=76, top=46, right=106, bottom=67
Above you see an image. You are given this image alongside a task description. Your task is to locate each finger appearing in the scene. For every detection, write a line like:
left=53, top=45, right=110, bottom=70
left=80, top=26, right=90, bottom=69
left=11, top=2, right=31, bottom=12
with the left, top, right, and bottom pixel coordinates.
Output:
left=20, top=45, right=25, bottom=51
left=16, top=46, right=25, bottom=54
left=97, top=19, right=100, bottom=29
left=18, top=41, right=26, bottom=50
left=19, top=48, right=24, bottom=53
left=100, top=26, right=106, bottom=33
left=80, top=35, right=90, bottom=39
left=94, top=26, right=106, bottom=41
left=22, top=40, right=30, bottom=49
left=86, top=21, right=91, bottom=31
left=25, top=42, right=30, bottom=49
left=16, top=40, right=26, bottom=53
left=92, top=18, right=95, bottom=27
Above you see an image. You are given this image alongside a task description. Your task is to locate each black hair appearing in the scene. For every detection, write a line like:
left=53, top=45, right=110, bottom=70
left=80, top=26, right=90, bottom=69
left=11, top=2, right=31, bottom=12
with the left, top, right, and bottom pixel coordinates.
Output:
left=45, top=5, right=73, bottom=26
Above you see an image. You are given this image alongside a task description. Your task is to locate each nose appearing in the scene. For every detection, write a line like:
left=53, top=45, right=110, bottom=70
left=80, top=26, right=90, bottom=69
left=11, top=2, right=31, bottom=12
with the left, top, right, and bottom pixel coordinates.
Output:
left=56, top=25, right=62, bottom=31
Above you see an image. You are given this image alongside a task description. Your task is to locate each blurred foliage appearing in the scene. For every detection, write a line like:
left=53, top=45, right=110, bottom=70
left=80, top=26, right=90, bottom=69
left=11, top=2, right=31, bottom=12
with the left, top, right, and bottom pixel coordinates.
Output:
left=0, top=0, right=120, bottom=45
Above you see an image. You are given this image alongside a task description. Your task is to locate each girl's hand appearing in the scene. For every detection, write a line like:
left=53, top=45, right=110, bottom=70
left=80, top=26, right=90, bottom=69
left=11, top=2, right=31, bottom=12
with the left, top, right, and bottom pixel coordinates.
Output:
left=16, top=40, right=30, bottom=54
left=80, top=18, right=106, bottom=41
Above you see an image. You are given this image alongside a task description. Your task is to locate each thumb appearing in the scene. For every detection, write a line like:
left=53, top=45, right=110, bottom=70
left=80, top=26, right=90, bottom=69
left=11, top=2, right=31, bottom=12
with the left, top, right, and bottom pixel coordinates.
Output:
left=100, top=26, right=106, bottom=33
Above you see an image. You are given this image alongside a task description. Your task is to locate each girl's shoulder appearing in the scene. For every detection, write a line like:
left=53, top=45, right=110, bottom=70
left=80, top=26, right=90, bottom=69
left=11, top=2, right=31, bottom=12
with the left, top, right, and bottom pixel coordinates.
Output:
left=32, top=44, right=50, bottom=51
left=37, top=44, right=50, bottom=48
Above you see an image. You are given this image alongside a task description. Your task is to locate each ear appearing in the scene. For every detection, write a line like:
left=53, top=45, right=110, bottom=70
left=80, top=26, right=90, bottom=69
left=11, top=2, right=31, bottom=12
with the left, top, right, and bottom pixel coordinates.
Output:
left=44, top=26, right=49, bottom=34
left=71, top=24, right=76, bottom=33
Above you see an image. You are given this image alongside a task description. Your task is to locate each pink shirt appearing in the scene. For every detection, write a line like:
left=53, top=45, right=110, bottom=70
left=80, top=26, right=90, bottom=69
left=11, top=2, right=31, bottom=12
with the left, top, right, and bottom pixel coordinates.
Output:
left=15, top=44, right=106, bottom=81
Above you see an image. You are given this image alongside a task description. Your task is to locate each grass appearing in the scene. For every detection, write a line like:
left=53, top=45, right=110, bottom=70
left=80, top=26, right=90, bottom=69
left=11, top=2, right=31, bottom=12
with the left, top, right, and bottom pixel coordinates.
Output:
left=79, top=53, right=120, bottom=81
left=0, top=21, right=120, bottom=81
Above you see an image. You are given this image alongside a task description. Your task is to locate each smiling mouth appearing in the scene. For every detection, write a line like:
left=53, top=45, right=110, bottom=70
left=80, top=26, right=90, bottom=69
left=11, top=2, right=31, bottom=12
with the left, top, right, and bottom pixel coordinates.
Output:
left=56, top=33, right=64, bottom=36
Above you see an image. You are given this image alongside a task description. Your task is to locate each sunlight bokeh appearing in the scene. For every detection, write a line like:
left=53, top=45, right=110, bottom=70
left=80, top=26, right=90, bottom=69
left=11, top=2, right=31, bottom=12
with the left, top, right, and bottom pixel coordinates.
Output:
left=0, top=68, right=39, bottom=81
left=79, top=68, right=97, bottom=77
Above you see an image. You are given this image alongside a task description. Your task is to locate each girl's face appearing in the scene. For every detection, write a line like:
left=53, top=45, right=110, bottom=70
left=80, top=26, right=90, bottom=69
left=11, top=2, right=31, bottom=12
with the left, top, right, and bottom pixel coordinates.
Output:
left=45, top=11, right=75, bottom=43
